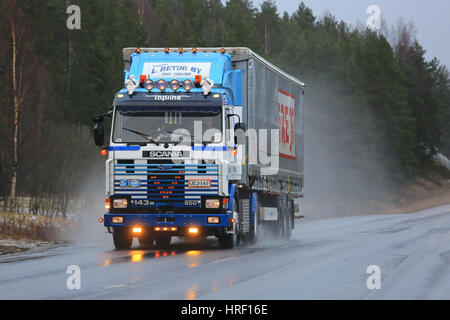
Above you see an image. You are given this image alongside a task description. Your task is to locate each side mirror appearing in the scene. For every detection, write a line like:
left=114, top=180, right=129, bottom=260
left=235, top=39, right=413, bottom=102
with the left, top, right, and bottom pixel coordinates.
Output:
left=93, top=123, right=105, bottom=147
left=234, top=123, right=246, bottom=145
left=93, top=115, right=104, bottom=123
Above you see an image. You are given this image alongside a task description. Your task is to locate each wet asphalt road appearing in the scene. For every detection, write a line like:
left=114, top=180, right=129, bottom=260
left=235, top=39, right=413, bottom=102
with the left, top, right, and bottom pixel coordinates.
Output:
left=1, top=204, right=449, bottom=300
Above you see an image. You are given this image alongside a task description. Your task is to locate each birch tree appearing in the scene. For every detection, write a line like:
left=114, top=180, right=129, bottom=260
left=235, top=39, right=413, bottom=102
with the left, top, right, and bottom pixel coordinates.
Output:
left=5, top=0, right=32, bottom=208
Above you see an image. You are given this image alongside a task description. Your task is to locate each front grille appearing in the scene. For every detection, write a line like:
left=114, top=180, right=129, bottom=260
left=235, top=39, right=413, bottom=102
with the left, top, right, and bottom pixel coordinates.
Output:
left=113, top=160, right=219, bottom=208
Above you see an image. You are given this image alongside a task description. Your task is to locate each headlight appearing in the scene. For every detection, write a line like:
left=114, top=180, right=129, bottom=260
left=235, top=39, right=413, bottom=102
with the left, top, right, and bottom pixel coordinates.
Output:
left=156, top=79, right=167, bottom=91
left=205, top=199, right=220, bottom=209
left=207, top=216, right=220, bottom=224
left=112, top=216, right=124, bottom=224
left=113, top=199, right=128, bottom=208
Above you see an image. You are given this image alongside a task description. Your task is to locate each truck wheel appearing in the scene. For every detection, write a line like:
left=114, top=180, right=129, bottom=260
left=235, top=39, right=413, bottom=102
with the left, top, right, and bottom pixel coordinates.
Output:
left=138, top=231, right=154, bottom=248
left=113, top=229, right=133, bottom=250
left=218, top=230, right=239, bottom=248
left=218, top=197, right=239, bottom=249
left=154, top=234, right=171, bottom=249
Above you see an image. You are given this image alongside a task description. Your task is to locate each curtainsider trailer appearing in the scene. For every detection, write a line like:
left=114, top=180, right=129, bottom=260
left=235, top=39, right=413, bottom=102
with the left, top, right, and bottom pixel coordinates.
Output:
left=93, top=47, right=305, bottom=249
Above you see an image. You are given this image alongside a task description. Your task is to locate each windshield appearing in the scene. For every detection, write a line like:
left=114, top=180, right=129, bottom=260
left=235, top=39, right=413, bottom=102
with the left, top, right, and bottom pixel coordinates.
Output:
left=113, top=106, right=223, bottom=144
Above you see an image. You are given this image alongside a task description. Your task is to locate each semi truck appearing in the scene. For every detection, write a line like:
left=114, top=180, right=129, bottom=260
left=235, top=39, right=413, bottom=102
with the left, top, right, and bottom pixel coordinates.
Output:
left=93, top=47, right=305, bottom=250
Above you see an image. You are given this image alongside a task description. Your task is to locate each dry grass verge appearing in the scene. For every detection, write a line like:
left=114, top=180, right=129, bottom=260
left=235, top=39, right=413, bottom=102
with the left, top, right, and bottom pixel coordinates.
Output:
left=0, top=212, right=73, bottom=241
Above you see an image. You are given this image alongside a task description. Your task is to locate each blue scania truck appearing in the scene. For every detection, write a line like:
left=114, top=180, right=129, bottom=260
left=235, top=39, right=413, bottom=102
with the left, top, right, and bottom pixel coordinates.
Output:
left=93, top=47, right=305, bottom=249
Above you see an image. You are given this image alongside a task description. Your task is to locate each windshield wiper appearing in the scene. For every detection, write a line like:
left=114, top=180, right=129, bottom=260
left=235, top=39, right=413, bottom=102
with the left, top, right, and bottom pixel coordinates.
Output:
left=122, top=127, right=160, bottom=146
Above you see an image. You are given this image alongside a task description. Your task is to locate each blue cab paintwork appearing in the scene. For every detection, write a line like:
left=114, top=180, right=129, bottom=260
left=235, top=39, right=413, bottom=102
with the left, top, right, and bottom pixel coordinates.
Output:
left=120, top=51, right=242, bottom=106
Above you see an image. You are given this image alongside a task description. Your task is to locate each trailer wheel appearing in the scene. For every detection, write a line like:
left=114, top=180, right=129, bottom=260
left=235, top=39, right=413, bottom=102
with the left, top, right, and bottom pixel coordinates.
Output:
left=218, top=197, right=239, bottom=249
left=249, top=193, right=263, bottom=244
left=154, top=234, right=171, bottom=249
left=113, top=229, right=133, bottom=250
left=283, top=200, right=293, bottom=240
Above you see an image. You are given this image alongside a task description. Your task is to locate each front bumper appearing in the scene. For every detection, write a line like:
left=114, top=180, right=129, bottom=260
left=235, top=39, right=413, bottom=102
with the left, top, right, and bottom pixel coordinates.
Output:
left=104, top=213, right=231, bottom=228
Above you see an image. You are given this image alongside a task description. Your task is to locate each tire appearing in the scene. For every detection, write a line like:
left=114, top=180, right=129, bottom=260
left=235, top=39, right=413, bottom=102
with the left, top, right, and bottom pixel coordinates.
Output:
left=154, top=234, right=171, bottom=249
left=218, top=233, right=236, bottom=249
left=249, top=193, right=263, bottom=245
left=218, top=196, right=239, bottom=249
left=283, top=200, right=293, bottom=240
left=138, top=230, right=154, bottom=248
left=113, top=229, right=133, bottom=250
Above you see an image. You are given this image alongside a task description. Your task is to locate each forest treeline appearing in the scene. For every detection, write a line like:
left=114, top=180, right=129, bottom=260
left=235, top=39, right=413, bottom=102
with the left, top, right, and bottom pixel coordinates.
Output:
left=0, top=0, right=449, bottom=215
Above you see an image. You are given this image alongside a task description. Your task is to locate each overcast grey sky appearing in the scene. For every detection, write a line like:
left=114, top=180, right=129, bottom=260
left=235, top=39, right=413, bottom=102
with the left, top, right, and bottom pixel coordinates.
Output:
left=246, top=0, right=450, bottom=67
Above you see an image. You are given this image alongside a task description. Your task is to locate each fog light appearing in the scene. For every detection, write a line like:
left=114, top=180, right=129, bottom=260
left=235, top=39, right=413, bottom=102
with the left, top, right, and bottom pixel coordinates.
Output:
left=156, top=79, right=167, bottom=91
left=169, top=79, right=181, bottom=92
left=205, top=199, right=220, bottom=209
left=188, top=227, right=199, bottom=234
left=132, top=227, right=142, bottom=234
left=113, top=199, right=128, bottom=208
left=207, top=216, right=220, bottom=224
left=144, top=79, right=154, bottom=91
left=182, top=79, right=193, bottom=92
left=112, top=216, right=124, bottom=224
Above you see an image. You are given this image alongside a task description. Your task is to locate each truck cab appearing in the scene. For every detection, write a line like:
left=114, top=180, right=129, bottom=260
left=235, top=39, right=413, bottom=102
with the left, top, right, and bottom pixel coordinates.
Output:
left=93, top=47, right=305, bottom=250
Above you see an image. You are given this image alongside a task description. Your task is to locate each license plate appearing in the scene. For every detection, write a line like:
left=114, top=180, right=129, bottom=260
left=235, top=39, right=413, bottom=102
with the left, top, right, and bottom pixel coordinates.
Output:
left=188, top=179, right=211, bottom=188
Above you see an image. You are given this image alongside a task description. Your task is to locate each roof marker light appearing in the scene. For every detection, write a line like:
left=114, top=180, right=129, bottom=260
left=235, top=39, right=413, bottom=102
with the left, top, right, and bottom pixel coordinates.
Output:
left=192, top=48, right=197, bottom=54
left=140, top=75, right=147, bottom=86
left=179, top=48, right=183, bottom=53
left=195, top=75, right=202, bottom=88
left=165, top=48, right=170, bottom=54
left=136, top=48, right=141, bottom=54
left=220, top=48, right=225, bottom=54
